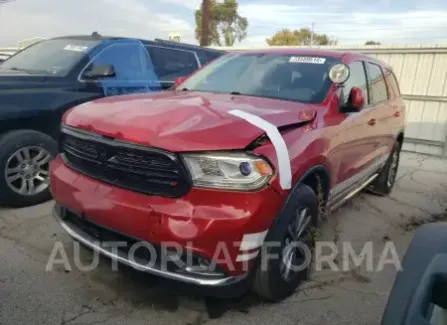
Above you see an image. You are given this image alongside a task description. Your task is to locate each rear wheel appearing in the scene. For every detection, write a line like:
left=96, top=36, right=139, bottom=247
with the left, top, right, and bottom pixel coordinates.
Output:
left=368, top=141, right=401, bottom=196
left=0, top=130, right=57, bottom=207
left=251, top=184, right=318, bottom=302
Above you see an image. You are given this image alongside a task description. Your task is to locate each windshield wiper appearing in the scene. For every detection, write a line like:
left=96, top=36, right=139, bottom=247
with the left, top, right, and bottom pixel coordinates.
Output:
left=7, top=67, right=50, bottom=74
left=8, top=67, right=26, bottom=72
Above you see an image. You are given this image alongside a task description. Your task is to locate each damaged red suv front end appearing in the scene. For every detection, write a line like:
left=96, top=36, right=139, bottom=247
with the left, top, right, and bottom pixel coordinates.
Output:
left=51, top=49, right=369, bottom=300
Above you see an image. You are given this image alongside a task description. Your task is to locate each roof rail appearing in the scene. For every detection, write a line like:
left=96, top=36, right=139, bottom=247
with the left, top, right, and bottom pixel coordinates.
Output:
left=153, top=38, right=224, bottom=52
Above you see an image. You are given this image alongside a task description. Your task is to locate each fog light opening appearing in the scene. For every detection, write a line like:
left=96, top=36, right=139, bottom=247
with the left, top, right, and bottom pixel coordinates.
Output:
left=183, top=256, right=225, bottom=277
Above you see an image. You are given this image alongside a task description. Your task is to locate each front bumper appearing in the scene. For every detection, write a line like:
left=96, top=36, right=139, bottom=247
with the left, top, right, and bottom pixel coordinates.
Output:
left=50, top=156, right=284, bottom=286
left=53, top=203, right=248, bottom=288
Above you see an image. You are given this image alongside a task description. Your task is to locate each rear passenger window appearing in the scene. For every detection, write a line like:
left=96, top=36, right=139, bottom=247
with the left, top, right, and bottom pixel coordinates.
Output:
left=367, top=63, right=389, bottom=103
left=146, top=46, right=199, bottom=82
left=385, top=69, right=401, bottom=96
left=343, top=61, right=369, bottom=105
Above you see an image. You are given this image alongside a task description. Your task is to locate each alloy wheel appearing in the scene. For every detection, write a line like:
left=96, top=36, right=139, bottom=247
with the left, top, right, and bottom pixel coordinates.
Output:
left=5, top=146, right=52, bottom=196
left=280, top=207, right=313, bottom=281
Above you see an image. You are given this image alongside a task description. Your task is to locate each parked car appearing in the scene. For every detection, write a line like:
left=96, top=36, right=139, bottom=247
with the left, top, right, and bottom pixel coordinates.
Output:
left=50, top=48, right=405, bottom=301
left=0, top=34, right=225, bottom=207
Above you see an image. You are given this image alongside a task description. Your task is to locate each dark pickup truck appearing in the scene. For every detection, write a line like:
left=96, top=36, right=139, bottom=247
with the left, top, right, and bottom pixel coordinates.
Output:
left=0, top=34, right=224, bottom=207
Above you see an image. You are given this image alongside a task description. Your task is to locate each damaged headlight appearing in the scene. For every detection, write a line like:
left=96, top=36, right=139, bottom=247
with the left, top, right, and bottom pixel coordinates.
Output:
left=182, top=152, right=273, bottom=191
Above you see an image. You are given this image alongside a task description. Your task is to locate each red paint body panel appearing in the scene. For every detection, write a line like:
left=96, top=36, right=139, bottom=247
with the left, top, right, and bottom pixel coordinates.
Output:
left=51, top=49, right=406, bottom=279
left=50, top=156, right=284, bottom=275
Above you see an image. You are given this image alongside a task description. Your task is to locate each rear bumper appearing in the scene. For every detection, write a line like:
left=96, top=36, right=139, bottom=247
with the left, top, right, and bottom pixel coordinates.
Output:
left=53, top=204, right=248, bottom=288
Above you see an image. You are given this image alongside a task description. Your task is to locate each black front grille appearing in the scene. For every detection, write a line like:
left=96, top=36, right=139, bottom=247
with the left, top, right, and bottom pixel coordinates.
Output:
left=59, top=126, right=191, bottom=198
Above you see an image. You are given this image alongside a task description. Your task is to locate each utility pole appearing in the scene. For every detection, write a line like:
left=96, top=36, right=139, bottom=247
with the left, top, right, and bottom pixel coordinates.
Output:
left=310, top=22, right=315, bottom=47
left=200, top=0, right=210, bottom=47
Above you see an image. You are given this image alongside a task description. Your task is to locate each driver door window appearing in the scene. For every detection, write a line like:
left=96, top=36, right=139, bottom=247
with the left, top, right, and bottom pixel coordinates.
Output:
left=82, top=43, right=147, bottom=81
left=343, top=61, right=369, bottom=107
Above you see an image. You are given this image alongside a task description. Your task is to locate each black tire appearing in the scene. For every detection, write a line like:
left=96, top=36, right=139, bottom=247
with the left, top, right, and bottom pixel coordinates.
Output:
left=251, top=184, right=319, bottom=302
left=0, top=130, right=57, bottom=208
left=368, top=141, right=401, bottom=196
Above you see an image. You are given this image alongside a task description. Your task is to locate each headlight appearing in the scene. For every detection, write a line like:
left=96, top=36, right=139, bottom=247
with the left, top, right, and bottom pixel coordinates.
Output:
left=182, top=152, right=273, bottom=191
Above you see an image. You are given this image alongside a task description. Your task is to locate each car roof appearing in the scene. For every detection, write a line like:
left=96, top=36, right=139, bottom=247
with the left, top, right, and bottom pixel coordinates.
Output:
left=49, top=35, right=225, bottom=53
left=235, top=47, right=347, bottom=58
left=231, top=47, right=391, bottom=70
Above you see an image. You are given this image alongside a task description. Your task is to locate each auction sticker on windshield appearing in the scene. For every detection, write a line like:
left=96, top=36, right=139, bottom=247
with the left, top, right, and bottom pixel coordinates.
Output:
left=289, top=56, right=326, bottom=64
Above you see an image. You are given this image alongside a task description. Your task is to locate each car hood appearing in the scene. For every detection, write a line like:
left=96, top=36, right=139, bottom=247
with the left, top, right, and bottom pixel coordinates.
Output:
left=0, top=71, right=58, bottom=89
left=64, top=91, right=317, bottom=152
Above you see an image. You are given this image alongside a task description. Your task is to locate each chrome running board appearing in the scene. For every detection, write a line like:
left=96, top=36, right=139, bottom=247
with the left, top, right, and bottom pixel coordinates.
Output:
left=329, top=173, right=379, bottom=212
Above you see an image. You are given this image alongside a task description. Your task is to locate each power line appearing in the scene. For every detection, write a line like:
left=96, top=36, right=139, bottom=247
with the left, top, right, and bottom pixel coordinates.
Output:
left=316, top=25, right=447, bottom=33
left=163, top=25, right=447, bottom=35
left=247, top=14, right=447, bottom=28
left=310, top=22, right=314, bottom=47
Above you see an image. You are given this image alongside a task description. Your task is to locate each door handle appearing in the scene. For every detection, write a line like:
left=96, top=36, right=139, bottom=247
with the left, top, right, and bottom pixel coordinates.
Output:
left=368, top=119, right=376, bottom=126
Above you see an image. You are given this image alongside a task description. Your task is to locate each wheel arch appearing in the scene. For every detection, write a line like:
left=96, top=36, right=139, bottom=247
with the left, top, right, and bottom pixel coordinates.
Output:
left=296, top=165, right=331, bottom=217
left=0, top=115, right=58, bottom=139
left=267, top=165, right=331, bottom=236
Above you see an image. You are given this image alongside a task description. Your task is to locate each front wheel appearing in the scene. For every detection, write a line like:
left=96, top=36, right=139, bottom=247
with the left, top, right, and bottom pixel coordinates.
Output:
left=0, top=130, right=57, bottom=208
left=251, top=184, right=319, bottom=302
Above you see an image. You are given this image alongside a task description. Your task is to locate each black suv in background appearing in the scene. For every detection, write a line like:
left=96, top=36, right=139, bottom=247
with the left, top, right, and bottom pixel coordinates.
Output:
left=0, top=33, right=225, bottom=207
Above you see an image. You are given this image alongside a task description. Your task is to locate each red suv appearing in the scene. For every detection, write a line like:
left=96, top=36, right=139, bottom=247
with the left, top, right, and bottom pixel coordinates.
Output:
left=50, top=49, right=405, bottom=301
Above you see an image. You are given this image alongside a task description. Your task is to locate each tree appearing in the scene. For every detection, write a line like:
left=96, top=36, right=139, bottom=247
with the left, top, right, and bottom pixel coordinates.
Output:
left=195, top=0, right=248, bottom=46
left=365, top=41, right=381, bottom=45
left=266, top=28, right=337, bottom=46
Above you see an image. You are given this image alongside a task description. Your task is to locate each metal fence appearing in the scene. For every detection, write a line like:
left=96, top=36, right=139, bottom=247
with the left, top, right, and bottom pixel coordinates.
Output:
left=0, top=37, right=46, bottom=61
left=0, top=47, right=18, bottom=61
left=212, top=44, right=447, bottom=157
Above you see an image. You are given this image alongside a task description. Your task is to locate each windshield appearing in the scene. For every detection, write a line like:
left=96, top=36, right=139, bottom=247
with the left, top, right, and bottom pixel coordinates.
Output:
left=0, top=39, right=99, bottom=76
left=178, top=53, right=339, bottom=103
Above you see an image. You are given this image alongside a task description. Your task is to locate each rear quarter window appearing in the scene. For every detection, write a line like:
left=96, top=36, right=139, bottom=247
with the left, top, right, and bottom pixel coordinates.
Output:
left=146, top=46, right=199, bottom=82
left=385, top=69, right=401, bottom=97
left=367, top=62, right=389, bottom=104
left=205, top=50, right=225, bottom=62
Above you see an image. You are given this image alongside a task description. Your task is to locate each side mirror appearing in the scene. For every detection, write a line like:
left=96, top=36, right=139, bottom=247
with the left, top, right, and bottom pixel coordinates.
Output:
left=173, top=76, right=187, bottom=88
left=341, top=87, right=365, bottom=113
left=83, top=64, right=116, bottom=79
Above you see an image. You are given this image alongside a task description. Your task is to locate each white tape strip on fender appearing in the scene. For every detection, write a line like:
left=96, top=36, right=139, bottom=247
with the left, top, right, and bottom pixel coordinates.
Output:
left=236, top=250, right=259, bottom=262
left=228, top=109, right=292, bottom=190
left=239, top=230, right=269, bottom=251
